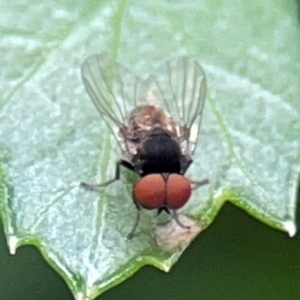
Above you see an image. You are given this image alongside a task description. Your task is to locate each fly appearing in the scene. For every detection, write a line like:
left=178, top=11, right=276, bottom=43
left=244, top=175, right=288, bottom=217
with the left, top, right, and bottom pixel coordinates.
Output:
left=80, top=54, right=209, bottom=239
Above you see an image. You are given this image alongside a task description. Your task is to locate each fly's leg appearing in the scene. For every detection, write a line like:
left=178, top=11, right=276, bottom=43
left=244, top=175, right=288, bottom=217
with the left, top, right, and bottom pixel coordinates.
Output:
left=127, top=193, right=142, bottom=240
left=127, top=209, right=141, bottom=240
left=172, top=210, right=191, bottom=230
left=80, top=159, right=135, bottom=191
left=190, top=178, right=209, bottom=190
left=181, top=155, right=209, bottom=190
left=180, top=155, right=193, bottom=174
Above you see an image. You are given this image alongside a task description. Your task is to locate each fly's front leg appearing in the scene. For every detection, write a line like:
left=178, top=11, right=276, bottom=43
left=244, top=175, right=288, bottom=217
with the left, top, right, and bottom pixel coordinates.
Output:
left=80, top=159, right=135, bottom=191
left=180, top=154, right=193, bottom=175
left=172, top=210, right=191, bottom=230
left=190, top=178, right=209, bottom=190
left=181, top=154, right=209, bottom=190
left=127, top=192, right=142, bottom=240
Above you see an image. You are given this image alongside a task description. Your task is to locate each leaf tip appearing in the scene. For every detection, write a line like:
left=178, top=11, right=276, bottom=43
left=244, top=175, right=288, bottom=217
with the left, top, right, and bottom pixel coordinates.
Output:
left=283, top=221, right=297, bottom=237
left=75, top=292, right=87, bottom=300
left=8, top=235, right=19, bottom=255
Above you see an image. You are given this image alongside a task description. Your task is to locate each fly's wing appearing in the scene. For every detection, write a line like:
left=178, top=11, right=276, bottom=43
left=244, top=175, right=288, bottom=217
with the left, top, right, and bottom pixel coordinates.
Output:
left=81, top=55, right=206, bottom=159
left=142, top=57, right=207, bottom=157
left=81, top=54, right=143, bottom=158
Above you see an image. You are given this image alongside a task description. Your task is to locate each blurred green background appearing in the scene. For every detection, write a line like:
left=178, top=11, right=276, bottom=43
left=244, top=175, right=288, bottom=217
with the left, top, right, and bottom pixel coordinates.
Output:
left=1, top=200, right=300, bottom=300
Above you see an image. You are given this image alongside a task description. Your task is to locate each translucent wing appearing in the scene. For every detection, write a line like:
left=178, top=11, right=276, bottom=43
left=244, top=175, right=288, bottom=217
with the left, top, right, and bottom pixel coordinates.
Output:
left=81, top=54, right=143, bottom=157
left=81, top=55, right=206, bottom=158
left=144, top=57, right=207, bottom=157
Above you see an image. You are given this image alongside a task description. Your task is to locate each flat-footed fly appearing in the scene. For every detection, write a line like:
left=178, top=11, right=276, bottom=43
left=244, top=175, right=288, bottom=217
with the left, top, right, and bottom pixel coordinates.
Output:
left=80, top=55, right=208, bottom=238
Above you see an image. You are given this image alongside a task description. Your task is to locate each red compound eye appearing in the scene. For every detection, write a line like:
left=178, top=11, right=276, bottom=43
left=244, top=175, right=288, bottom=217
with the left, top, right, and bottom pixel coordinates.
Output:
left=166, top=174, right=191, bottom=209
left=134, top=174, right=192, bottom=210
left=134, top=174, right=165, bottom=209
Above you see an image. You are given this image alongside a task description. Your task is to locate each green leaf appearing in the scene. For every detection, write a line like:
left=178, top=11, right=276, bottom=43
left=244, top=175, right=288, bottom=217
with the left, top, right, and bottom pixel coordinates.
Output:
left=0, top=0, right=299, bottom=299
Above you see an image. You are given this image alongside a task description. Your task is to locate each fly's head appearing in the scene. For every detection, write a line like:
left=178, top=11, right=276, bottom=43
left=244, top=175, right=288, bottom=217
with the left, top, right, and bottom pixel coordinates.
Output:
left=133, top=173, right=192, bottom=211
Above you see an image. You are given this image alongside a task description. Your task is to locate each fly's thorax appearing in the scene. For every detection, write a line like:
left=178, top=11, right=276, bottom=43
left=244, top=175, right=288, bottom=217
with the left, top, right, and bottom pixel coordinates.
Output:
left=138, top=128, right=182, bottom=176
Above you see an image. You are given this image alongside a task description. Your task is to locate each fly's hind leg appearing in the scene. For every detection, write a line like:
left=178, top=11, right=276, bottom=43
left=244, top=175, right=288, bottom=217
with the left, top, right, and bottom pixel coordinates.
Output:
left=80, top=159, right=135, bottom=191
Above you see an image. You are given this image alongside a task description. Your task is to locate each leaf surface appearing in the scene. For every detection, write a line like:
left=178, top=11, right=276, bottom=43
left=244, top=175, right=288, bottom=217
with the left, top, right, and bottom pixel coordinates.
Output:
left=0, top=1, right=299, bottom=299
